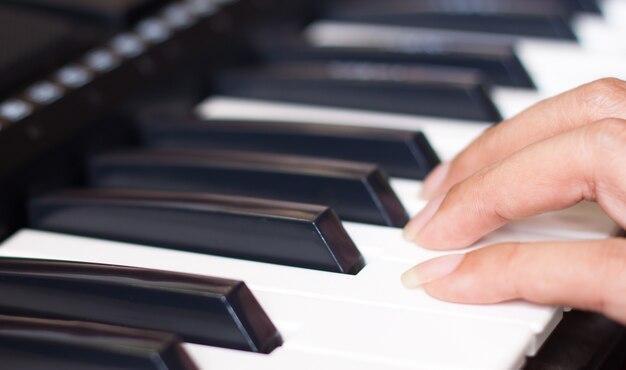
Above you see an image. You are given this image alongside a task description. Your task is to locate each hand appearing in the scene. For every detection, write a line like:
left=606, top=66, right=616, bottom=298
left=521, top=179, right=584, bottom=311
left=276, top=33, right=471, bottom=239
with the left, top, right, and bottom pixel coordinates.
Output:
left=400, top=78, right=626, bottom=325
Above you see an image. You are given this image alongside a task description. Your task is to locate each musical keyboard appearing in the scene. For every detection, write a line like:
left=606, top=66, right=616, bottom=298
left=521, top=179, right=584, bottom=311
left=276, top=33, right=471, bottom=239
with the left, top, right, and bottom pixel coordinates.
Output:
left=0, top=0, right=624, bottom=369
left=304, top=1, right=626, bottom=118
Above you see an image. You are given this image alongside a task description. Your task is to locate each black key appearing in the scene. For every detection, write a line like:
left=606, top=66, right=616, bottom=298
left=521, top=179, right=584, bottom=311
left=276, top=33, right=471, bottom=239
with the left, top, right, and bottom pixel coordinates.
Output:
left=5, top=0, right=169, bottom=29
left=88, top=149, right=409, bottom=227
left=415, top=0, right=601, bottom=14
left=259, top=44, right=535, bottom=88
left=0, top=5, right=89, bottom=97
left=0, top=315, right=198, bottom=370
left=141, top=119, right=440, bottom=180
left=324, top=0, right=577, bottom=40
left=325, top=0, right=580, bottom=17
left=0, top=258, right=282, bottom=353
left=217, top=63, right=502, bottom=122
left=30, top=189, right=365, bottom=274
left=568, top=0, right=601, bottom=13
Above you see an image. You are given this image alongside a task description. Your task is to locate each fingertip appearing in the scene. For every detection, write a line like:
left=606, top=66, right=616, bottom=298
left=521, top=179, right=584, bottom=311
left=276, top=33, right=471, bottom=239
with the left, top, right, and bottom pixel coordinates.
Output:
left=401, top=254, right=466, bottom=289
left=402, top=226, right=418, bottom=243
left=420, top=162, right=450, bottom=200
left=403, top=194, right=445, bottom=244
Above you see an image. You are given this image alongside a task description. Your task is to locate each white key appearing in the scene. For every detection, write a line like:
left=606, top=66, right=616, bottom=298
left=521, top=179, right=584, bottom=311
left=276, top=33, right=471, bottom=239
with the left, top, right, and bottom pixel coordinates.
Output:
left=601, top=0, right=626, bottom=32
left=490, top=86, right=543, bottom=119
left=306, top=22, right=525, bottom=50
left=495, top=37, right=626, bottom=113
left=572, top=14, right=626, bottom=55
left=515, top=40, right=626, bottom=97
left=185, top=292, right=531, bottom=370
left=196, top=96, right=489, bottom=161
left=0, top=229, right=559, bottom=354
left=184, top=344, right=415, bottom=370
left=253, top=292, right=531, bottom=370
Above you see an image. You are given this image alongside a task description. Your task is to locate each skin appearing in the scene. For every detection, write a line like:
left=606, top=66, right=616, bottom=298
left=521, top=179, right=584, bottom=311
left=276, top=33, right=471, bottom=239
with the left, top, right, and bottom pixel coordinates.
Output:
left=402, top=78, right=626, bottom=325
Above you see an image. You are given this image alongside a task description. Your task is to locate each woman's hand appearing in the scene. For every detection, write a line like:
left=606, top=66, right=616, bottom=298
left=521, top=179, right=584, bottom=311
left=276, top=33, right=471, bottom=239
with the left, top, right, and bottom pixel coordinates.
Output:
left=401, top=78, right=626, bottom=325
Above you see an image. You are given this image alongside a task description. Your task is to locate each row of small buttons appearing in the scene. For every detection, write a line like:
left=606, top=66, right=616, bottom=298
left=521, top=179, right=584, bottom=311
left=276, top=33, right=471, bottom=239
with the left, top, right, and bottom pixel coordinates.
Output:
left=0, top=0, right=232, bottom=125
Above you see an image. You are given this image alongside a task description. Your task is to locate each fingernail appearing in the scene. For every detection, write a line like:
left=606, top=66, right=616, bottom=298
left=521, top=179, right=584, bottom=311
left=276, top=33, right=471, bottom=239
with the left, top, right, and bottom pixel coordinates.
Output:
left=403, top=194, right=445, bottom=242
left=401, top=253, right=465, bottom=289
left=420, top=162, right=450, bottom=200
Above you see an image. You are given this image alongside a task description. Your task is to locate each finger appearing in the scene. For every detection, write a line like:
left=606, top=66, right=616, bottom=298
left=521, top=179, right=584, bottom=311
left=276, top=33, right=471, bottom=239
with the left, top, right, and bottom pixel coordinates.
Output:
left=422, top=78, right=626, bottom=199
left=405, top=119, right=626, bottom=250
left=401, top=239, right=626, bottom=326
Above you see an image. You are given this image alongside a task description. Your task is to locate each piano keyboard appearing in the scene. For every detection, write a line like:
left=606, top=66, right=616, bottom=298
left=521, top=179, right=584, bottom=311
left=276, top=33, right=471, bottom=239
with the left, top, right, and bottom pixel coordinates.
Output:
left=0, top=0, right=624, bottom=369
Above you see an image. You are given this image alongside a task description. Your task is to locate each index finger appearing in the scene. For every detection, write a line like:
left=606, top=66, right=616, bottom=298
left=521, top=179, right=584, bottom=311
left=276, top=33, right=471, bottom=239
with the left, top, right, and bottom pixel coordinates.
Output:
left=406, top=119, right=626, bottom=249
left=422, top=78, right=626, bottom=199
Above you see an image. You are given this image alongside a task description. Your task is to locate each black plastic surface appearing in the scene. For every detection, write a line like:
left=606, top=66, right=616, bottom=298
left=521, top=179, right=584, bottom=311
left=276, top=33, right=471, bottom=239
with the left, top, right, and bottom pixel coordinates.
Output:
left=323, top=0, right=577, bottom=39
left=140, top=119, right=440, bottom=180
left=524, top=310, right=626, bottom=370
left=0, top=315, right=198, bottom=370
left=88, top=149, right=409, bottom=227
left=0, top=5, right=89, bottom=98
left=30, top=189, right=365, bottom=274
left=216, top=63, right=502, bottom=122
left=567, top=0, right=602, bottom=13
left=325, top=0, right=577, bottom=15
left=258, top=44, right=535, bottom=88
left=0, top=258, right=282, bottom=353
left=4, top=0, right=169, bottom=29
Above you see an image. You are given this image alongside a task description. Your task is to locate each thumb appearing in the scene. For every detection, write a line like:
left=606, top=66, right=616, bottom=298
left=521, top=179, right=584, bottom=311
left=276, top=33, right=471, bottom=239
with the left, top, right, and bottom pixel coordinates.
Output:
left=401, top=239, right=626, bottom=325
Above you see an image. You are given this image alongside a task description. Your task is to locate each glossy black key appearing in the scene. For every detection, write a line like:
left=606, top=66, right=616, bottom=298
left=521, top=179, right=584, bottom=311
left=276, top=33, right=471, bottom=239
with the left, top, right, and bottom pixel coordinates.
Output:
left=324, top=0, right=581, bottom=17
left=5, top=0, right=169, bottom=29
left=0, top=258, right=282, bottom=353
left=259, top=44, right=535, bottom=88
left=141, top=119, right=440, bottom=180
left=88, top=149, right=409, bottom=227
left=567, top=0, right=601, bottom=13
left=0, top=315, right=198, bottom=370
left=324, top=0, right=577, bottom=40
left=30, top=189, right=365, bottom=274
left=217, top=63, right=502, bottom=122
left=0, top=5, right=89, bottom=97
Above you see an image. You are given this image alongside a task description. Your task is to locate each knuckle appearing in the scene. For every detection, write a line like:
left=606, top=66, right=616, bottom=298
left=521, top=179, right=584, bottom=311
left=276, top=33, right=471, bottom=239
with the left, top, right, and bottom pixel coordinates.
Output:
left=472, top=166, right=510, bottom=224
left=598, top=240, right=626, bottom=280
left=500, top=243, right=527, bottom=298
left=580, top=119, right=626, bottom=200
left=577, top=78, right=626, bottom=118
left=465, top=169, right=501, bottom=226
left=590, top=240, right=626, bottom=312
left=453, top=135, right=489, bottom=171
